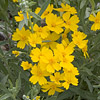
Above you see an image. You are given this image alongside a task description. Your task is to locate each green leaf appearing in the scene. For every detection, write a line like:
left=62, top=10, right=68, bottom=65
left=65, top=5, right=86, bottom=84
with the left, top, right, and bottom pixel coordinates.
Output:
left=23, top=12, right=28, bottom=26
left=80, top=0, right=87, bottom=9
left=30, top=12, right=41, bottom=20
left=70, top=86, right=97, bottom=100
left=57, top=90, right=74, bottom=100
left=0, top=93, right=12, bottom=100
left=0, top=61, right=8, bottom=75
left=84, top=77, right=93, bottom=93
left=16, top=73, right=21, bottom=93
left=89, top=0, right=95, bottom=11
left=0, top=83, right=9, bottom=93
left=18, top=20, right=25, bottom=30
left=38, top=0, right=51, bottom=16
left=1, top=75, right=8, bottom=85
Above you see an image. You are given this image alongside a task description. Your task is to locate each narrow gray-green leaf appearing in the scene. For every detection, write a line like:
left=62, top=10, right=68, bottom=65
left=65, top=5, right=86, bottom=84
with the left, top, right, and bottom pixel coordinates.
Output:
left=18, top=20, right=25, bottom=30
left=16, top=73, right=21, bottom=92
left=38, top=0, right=51, bottom=16
left=30, top=12, right=41, bottom=20
left=23, top=12, right=28, bottom=26
left=80, top=0, right=87, bottom=9
left=1, top=75, right=8, bottom=85
left=89, top=0, right=95, bottom=11
left=84, top=77, right=93, bottom=93
left=0, top=93, right=12, bottom=100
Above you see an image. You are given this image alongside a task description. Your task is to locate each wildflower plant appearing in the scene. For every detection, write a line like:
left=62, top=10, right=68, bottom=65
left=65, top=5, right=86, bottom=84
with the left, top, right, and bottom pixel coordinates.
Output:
left=12, top=0, right=89, bottom=96
left=1, top=0, right=100, bottom=100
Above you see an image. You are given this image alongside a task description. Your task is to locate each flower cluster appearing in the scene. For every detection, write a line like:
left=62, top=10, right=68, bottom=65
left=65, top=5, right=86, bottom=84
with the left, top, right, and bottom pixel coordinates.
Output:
left=12, top=3, right=89, bottom=95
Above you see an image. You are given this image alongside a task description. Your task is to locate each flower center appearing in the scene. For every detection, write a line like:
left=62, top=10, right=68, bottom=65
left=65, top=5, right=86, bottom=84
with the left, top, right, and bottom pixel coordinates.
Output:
left=66, top=21, right=71, bottom=25
left=95, top=19, right=100, bottom=23
left=51, top=23, right=56, bottom=27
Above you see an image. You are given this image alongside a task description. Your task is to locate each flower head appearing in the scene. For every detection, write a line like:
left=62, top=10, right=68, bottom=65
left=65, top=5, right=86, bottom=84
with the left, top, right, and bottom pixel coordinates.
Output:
left=12, top=50, right=20, bottom=57
left=41, top=82, right=63, bottom=95
left=63, top=12, right=79, bottom=31
left=21, top=61, right=33, bottom=70
left=12, top=27, right=31, bottom=49
left=46, top=13, right=64, bottom=34
left=29, top=64, right=50, bottom=85
left=54, top=3, right=77, bottom=14
left=28, top=33, right=42, bottom=47
left=14, top=11, right=32, bottom=22
left=89, top=11, right=100, bottom=31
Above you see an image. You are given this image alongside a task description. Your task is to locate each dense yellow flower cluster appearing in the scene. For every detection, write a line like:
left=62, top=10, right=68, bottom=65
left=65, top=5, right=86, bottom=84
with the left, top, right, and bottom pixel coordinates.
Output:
left=12, top=3, right=89, bottom=95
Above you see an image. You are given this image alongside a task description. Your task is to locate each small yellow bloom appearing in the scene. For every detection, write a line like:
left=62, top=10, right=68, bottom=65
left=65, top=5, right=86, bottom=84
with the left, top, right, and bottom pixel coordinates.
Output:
left=46, top=13, right=64, bottom=34
left=41, top=4, right=53, bottom=19
left=72, top=31, right=88, bottom=49
left=13, top=0, right=18, bottom=2
left=21, top=61, right=33, bottom=70
left=33, top=24, right=49, bottom=39
left=35, top=7, right=41, bottom=14
left=12, top=27, right=31, bottom=49
left=41, top=82, right=63, bottom=95
left=12, top=50, right=19, bottom=57
left=89, top=11, right=100, bottom=31
left=33, top=96, right=40, bottom=100
left=28, top=33, right=42, bottom=47
left=41, top=32, right=60, bottom=50
left=63, top=12, right=79, bottom=31
left=62, top=74, right=78, bottom=90
left=15, top=11, right=32, bottom=22
left=50, top=72, right=62, bottom=84
left=82, top=45, right=89, bottom=58
left=40, top=48, right=61, bottom=73
left=35, top=4, right=53, bottom=19
left=54, top=3, right=77, bottom=14
left=29, top=65, right=49, bottom=85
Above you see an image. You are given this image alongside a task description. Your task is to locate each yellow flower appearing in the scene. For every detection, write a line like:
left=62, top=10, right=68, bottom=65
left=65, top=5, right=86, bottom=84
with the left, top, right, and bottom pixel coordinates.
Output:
left=50, top=72, right=62, bottom=84
left=63, top=66, right=79, bottom=76
left=82, top=45, right=89, bottom=58
left=60, top=55, right=74, bottom=69
left=61, top=29, right=70, bottom=47
left=46, top=13, right=64, bottom=34
left=14, top=11, right=32, bottom=22
left=33, top=24, right=49, bottom=39
left=29, top=65, right=50, bottom=85
left=54, top=43, right=75, bottom=61
left=30, top=47, right=49, bottom=63
left=21, top=61, right=33, bottom=70
left=54, top=3, right=77, bottom=14
left=12, top=27, right=31, bottom=49
left=35, top=7, right=41, bottom=14
left=40, top=48, right=61, bottom=73
left=33, top=96, right=40, bottom=100
left=28, top=33, right=42, bottom=47
left=41, top=4, right=53, bottom=19
left=89, top=11, right=100, bottom=31
left=41, top=32, right=60, bottom=49
left=62, top=74, right=78, bottom=90
left=12, top=50, right=20, bottom=57
left=30, top=48, right=41, bottom=62
left=13, top=0, right=18, bottom=2
left=72, top=31, right=88, bottom=49
left=41, top=82, right=63, bottom=95
left=63, top=12, right=79, bottom=31
left=35, top=4, right=53, bottom=19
